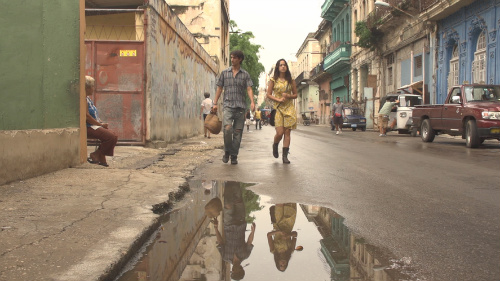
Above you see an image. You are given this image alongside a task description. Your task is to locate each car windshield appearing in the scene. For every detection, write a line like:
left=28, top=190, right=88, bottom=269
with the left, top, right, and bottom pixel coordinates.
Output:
left=464, top=86, right=500, bottom=102
left=345, top=108, right=359, bottom=115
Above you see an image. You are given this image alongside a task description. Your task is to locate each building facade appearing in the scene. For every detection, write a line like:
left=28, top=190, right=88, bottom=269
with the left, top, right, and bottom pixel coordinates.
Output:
left=168, top=0, right=231, bottom=73
left=294, top=33, right=322, bottom=123
left=435, top=0, right=500, bottom=103
left=311, top=20, right=334, bottom=125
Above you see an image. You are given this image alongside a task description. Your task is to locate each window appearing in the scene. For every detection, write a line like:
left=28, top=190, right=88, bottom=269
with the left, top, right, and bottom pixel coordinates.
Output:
left=386, top=54, right=393, bottom=86
left=448, top=44, right=459, bottom=87
left=472, top=31, right=486, bottom=83
left=388, top=67, right=393, bottom=85
left=414, top=55, right=423, bottom=77
left=386, top=54, right=394, bottom=65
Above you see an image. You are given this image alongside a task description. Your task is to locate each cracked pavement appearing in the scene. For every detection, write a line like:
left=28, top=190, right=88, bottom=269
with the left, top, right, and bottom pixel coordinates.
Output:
left=0, top=134, right=223, bottom=281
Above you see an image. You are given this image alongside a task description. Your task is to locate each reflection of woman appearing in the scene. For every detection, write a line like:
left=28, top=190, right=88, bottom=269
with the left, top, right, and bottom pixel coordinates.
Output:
left=267, top=203, right=298, bottom=272
left=85, top=76, right=118, bottom=167
left=266, top=59, right=298, bottom=164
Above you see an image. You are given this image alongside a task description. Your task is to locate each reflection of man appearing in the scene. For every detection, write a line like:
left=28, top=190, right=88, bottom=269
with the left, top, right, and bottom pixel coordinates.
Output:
left=214, top=181, right=256, bottom=280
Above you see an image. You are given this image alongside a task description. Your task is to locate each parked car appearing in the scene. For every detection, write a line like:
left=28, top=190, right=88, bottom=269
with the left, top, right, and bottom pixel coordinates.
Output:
left=411, top=84, right=500, bottom=148
left=330, top=107, right=366, bottom=131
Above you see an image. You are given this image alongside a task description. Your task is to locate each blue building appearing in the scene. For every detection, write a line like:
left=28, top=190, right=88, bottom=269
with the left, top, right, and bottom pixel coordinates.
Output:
left=436, top=0, right=500, bottom=103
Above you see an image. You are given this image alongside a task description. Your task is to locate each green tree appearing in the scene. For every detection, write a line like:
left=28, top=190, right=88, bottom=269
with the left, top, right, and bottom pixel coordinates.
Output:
left=230, top=20, right=265, bottom=104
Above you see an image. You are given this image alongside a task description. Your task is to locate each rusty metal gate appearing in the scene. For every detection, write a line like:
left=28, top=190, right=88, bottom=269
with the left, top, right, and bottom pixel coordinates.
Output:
left=85, top=41, right=145, bottom=144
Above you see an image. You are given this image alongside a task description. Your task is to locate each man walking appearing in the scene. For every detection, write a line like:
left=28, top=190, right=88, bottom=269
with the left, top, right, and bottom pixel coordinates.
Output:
left=332, top=96, right=345, bottom=135
left=213, top=50, right=255, bottom=165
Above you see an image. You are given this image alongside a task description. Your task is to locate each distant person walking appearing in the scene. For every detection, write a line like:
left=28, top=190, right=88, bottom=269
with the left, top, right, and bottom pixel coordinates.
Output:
left=213, top=50, right=255, bottom=165
left=254, top=108, right=262, bottom=130
left=332, top=96, right=345, bottom=135
left=266, top=59, right=297, bottom=164
left=200, top=92, right=213, bottom=138
left=378, top=97, right=399, bottom=137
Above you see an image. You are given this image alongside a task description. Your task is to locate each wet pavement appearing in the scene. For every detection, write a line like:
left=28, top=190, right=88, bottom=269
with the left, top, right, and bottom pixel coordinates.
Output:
left=115, top=180, right=423, bottom=281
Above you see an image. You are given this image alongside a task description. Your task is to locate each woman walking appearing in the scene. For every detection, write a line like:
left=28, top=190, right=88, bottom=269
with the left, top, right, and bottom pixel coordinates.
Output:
left=266, top=59, right=297, bottom=164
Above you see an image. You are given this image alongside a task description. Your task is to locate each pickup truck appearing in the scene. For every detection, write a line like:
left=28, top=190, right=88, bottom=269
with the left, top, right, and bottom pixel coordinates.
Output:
left=411, top=84, right=500, bottom=148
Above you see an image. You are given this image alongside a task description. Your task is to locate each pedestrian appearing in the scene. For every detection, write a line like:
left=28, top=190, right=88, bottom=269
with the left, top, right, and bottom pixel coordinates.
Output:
left=85, top=76, right=118, bottom=167
left=254, top=108, right=262, bottom=130
left=213, top=50, right=255, bottom=165
left=378, top=97, right=399, bottom=136
left=245, top=110, right=252, bottom=132
left=200, top=92, right=213, bottom=138
left=266, top=59, right=297, bottom=164
left=332, top=96, right=345, bottom=135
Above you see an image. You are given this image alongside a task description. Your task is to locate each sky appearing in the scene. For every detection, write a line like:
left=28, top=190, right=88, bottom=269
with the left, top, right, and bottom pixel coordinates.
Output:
left=229, top=0, right=325, bottom=85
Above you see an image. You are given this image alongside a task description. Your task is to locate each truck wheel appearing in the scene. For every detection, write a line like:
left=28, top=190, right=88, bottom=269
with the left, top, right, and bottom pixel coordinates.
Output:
left=352, top=128, right=357, bottom=131
left=465, top=120, right=480, bottom=148
left=361, top=127, right=366, bottom=131
left=421, top=119, right=435, bottom=142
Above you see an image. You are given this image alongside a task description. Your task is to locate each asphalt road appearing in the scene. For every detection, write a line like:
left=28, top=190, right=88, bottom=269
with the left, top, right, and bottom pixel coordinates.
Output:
left=196, top=124, right=500, bottom=281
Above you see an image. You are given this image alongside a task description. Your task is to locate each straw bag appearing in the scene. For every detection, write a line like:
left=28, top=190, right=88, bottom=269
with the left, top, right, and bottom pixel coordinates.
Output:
left=204, top=108, right=222, bottom=134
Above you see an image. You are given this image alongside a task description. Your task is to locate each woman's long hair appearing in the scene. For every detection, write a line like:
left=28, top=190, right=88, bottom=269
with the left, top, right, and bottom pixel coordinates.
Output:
left=273, top=59, right=293, bottom=86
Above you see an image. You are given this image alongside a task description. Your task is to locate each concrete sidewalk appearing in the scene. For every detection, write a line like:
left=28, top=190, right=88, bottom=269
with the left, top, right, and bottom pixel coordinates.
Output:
left=0, top=134, right=223, bottom=281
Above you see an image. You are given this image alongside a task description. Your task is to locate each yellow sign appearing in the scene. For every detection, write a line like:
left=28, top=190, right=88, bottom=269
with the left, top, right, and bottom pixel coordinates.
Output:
left=490, top=128, right=500, bottom=134
left=120, top=50, right=137, bottom=57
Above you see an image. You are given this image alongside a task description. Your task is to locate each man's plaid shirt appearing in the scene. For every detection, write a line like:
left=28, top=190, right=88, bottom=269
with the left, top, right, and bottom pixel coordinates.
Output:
left=217, top=67, right=253, bottom=109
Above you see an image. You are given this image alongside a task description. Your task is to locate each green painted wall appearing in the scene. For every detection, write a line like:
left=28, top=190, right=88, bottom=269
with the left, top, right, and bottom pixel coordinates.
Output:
left=0, top=1, right=80, bottom=130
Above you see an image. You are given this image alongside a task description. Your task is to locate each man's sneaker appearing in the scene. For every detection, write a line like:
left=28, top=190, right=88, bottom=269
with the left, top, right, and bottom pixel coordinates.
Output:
left=379, top=134, right=386, bottom=137
left=222, top=152, right=230, bottom=163
left=230, top=155, right=238, bottom=165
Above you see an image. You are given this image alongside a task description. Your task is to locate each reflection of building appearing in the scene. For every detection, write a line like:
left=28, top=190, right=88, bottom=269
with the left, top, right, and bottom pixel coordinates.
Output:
left=301, top=205, right=350, bottom=281
left=301, top=204, right=408, bottom=281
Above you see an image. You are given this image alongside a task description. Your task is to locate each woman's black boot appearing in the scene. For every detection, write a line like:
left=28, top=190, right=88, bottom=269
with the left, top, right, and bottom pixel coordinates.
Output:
left=282, top=147, right=290, bottom=164
left=272, top=143, right=279, bottom=158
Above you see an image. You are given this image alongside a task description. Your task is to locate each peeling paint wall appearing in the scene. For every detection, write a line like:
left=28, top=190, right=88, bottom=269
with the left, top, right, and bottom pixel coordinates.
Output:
left=168, top=0, right=231, bottom=72
left=146, top=1, right=218, bottom=143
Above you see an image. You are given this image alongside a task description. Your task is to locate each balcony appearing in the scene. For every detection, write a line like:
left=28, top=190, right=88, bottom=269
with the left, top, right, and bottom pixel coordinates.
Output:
left=323, top=43, right=351, bottom=74
left=366, top=0, right=440, bottom=28
left=295, top=71, right=311, bottom=86
left=321, top=0, right=349, bottom=21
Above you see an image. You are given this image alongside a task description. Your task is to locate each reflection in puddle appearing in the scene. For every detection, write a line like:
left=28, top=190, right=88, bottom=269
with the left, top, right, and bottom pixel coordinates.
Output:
left=115, top=181, right=421, bottom=281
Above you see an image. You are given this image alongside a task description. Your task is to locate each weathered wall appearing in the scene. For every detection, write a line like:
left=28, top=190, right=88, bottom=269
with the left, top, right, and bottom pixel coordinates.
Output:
left=145, top=0, right=218, bottom=143
left=0, top=1, right=81, bottom=185
left=0, top=130, right=80, bottom=185
left=0, top=1, right=80, bottom=130
left=168, top=0, right=231, bottom=73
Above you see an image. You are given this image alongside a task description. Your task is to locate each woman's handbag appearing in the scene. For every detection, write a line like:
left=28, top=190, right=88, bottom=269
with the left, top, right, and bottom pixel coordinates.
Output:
left=269, top=109, right=276, bottom=126
left=204, top=108, right=222, bottom=134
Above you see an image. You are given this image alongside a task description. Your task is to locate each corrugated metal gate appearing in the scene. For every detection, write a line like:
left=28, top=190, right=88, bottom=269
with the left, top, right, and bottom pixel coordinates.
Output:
left=85, top=41, right=145, bottom=143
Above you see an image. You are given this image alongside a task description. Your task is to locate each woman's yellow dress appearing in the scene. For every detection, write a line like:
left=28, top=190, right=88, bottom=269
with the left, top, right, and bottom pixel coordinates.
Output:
left=271, top=78, right=297, bottom=129
left=271, top=203, right=297, bottom=254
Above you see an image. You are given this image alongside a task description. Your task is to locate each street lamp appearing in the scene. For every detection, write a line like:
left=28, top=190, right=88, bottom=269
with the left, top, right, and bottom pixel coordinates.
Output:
left=374, top=1, right=416, bottom=18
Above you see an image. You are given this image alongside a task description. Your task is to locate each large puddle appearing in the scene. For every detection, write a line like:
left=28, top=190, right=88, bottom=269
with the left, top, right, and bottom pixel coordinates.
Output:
left=115, top=181, right=422, bottom=281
